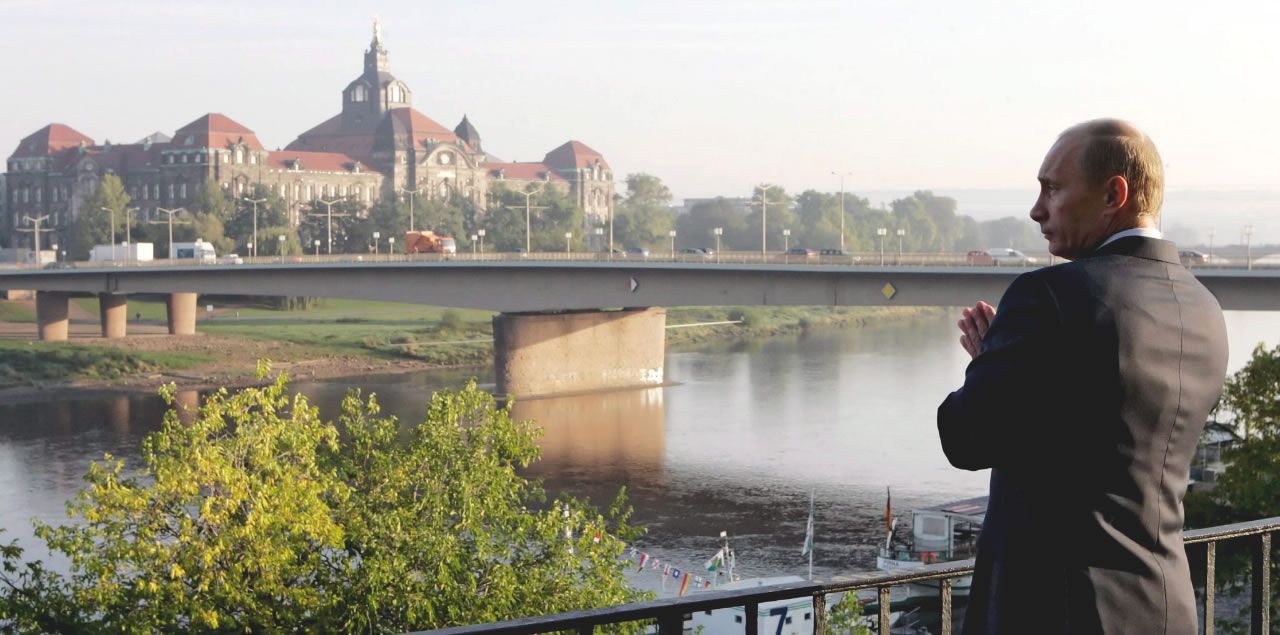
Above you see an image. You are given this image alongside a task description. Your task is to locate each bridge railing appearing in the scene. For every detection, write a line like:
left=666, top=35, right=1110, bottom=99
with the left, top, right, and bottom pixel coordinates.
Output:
left=411, top=516, right=1278, bottom=635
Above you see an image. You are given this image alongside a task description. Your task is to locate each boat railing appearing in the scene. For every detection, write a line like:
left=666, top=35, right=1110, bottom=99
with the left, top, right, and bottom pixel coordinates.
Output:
left=409, top=515, right=1279, bottom=635
left=877, top=545, right=974, bottom=564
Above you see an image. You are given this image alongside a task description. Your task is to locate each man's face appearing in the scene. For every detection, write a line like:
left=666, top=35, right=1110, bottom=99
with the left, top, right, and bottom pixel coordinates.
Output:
left=1029, top=134, right=1114, bottom=259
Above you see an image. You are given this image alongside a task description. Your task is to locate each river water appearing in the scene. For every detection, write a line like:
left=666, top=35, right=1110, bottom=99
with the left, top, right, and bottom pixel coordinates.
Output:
left=1, top=310, right=1277, bottom=591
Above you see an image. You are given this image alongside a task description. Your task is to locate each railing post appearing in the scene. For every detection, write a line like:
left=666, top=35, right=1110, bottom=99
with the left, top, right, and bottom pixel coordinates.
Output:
left=811, top=592, right=826, bottom=635
left=745, top=601, right=758, bottom=635
left=656, top=611, right=682, bottom=635
left=1205, top=541, right=1216, bottom=635
left=940, top=578, right=953, bottom=635
left=878, top=587, right=891, bottom=634
left=1251, top=532, right=1271, bottom=635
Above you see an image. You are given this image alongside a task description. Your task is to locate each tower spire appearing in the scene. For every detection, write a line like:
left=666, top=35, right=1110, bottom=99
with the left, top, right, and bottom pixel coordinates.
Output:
left=365, top=16, right=389, bottom=73
left=372, top=16, right=383, bottom=48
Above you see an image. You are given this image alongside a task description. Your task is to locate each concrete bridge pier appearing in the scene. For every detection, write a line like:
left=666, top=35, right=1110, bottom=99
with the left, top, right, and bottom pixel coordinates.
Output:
left=166, top=292, right=198, bottom=336
left=35, top=291, right=70, bottom=341
left=493, top=307, right=666, bottom=399
left=98, top=293, right=128, bottom=339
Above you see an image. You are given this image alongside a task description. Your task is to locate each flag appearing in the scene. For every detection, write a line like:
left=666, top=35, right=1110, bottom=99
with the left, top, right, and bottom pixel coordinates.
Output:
left=636, top=553, right=649, bottom=572
left=802, top=491, right=815, bottom=556
left=885, top=487, right=893, bottom=534
left=593, top=532, right=601, bottom=543
left=679, top=572, right=691, bottom=596
left=705, top=547, right=725, bottom=572
left=652, top=558, right=661, bottom=571
left=671, top=567, right=681, bottom=578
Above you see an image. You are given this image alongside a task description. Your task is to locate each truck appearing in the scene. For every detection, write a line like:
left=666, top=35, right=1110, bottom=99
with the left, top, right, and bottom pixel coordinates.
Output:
left=90, top=242, right=155, bottom=262
left=171, top=240, right=217, bottom=263
left=404, top=230, right=457, bottom=254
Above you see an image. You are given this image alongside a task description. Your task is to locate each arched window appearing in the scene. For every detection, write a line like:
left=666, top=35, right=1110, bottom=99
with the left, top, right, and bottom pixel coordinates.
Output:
left=388, top=83, right=404, bottom=103
left=34, top=188, right=40, bottom=203
left=352, top=84, right=368, bottom=102
left=180, top=183, right=187, bottom=199
left=234, top=149, right=243, bottom=164
left=153, top=184, right=160, bottom=199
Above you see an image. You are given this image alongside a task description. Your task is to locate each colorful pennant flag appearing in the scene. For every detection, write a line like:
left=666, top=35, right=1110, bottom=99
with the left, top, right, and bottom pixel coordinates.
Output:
left=637, top=553, right=649, bottom=572
left=802, top=491, right=815, bottom=556
left=671, top=567, right=681, bottom=578
left=705, top=547, right=725, bottom=572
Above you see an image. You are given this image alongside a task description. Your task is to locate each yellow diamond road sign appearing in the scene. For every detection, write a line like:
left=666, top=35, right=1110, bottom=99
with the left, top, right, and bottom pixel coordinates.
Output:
left=881, top=282, right=897, bottom=300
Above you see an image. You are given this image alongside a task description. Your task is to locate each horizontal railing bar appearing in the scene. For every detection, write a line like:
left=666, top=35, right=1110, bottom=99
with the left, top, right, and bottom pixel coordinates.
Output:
left=1183, top=516, right=1280, bottom=544
left=411, top=580, right=820, bottom=635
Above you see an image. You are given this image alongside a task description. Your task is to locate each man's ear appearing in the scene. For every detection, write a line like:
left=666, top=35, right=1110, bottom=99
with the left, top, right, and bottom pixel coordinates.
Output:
left=1103, top=175, right=1130, bottom=213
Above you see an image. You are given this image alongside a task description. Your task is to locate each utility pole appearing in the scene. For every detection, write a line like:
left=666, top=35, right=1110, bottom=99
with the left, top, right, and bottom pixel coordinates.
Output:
left=17, top=215, right=53, bottom=260
left=1208, top=228, right=1215, bottom=263
left=504, top=185, right=548, bottom=253
left=241, top=196, right=267, bottom=258
left=831, top=171, right=852, bottom=251
left=1244, top=225, right=1254, bottom=270
left=396, top=187, right=422, bottom=233
left=307, top=198, right=351, bottom=255
left=152, top=207, right=190, bottom=259
left=125, top=207, right=138, bottom=261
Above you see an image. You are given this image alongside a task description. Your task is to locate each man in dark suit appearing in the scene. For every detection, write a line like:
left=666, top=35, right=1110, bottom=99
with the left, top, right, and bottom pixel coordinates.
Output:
left=938, top=119, right=1228, bottom=634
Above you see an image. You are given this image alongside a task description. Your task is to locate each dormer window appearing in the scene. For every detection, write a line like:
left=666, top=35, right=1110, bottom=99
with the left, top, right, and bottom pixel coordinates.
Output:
left=388, top=83, right=404, bottom=103
left=352, top=84, right=368, bottom=102
left=181, top=154, right=188, bottom=164
left=184, top=135, right=194, bottom=146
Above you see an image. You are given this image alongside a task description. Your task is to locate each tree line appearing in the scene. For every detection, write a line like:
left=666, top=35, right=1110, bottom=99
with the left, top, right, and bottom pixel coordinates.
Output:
left=26, top=172, right=1041, bottom=260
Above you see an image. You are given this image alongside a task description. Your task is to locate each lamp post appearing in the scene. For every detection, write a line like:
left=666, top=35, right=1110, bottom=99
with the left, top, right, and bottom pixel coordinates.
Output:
left=831, top=171, right=852, bottom=251
left=477, top=228, right=486, bottom=254
left=782, top=228, right=791, bottom=254
left=241, top=196, right=267, bottom=258
left=277, top=234, right=285, bottom=264
left=749, top=184, right=778, bottom=256
left=669, top=229, right=677, bottom=260
left=307, top=198, right=350, bottom=255
left=396, top=187, right=422, bottom=232
left=388, top=236, right=395, bottom=255
left=896, top=228, right=906, bottom=264
left=1208, top=228, right=1215, bottom=264
left=564, top=232, right=573, bottom=254
left=713, top=227, right=723, bottom=262
left=876, top=227, right=888, bottom=265
left=593, top=227, right=604, bottom=254
left=51, top=243, right=59, bottom=262
left=372, top=231, right=380, bottom=256
left=100, top=206, right=118, bottom=261
left=313, top=239, right=321, bottom=259
left=470, top=234, right=478, bottom=254
left=124, top=207, right=138, bottom=261
left=153, top=207, right=188, bottom=259
left=1244, top=225, right=1254, bottom=270
left=17, top=215, right=52, bottom=260
left=504, top=185, right=547, bottom=253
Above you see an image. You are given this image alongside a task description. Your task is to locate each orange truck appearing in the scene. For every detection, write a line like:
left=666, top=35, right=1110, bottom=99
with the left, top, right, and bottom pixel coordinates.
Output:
left=404, top=230, right=457, bottom=254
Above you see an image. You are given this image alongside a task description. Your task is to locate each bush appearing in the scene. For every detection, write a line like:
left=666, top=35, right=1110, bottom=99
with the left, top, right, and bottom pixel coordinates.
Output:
left=439, top=309, right=464, bottom=332
left=0, top=366, right=646, bottom=632
left=727, top=308, right=762, bottom=328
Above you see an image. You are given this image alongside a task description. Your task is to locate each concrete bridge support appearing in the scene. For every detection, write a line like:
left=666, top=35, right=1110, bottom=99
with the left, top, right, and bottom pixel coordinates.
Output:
left=35, top=291, right=69, bottom=341
left=98, top=293, right=128, bottom=339
left=493, top=307, right=666, bottom=398
left=166, top=292, right=198, bottom=336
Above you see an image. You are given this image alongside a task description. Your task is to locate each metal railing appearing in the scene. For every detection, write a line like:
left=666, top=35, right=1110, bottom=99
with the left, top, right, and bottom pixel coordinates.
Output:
left=413, top=516, right=1279, bottom=635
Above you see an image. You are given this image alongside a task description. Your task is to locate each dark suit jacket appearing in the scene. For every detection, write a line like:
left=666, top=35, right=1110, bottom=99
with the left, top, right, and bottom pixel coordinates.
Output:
left=938, top=237, right=1228, bottom=634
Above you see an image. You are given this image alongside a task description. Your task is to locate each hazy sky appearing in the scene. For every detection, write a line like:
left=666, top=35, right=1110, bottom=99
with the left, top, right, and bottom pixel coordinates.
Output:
left=2, top=0, right=1277, bottom=238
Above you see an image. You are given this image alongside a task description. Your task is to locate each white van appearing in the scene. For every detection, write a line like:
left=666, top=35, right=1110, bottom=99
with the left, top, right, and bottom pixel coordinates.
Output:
left=172, top=240, right=216, bottom=263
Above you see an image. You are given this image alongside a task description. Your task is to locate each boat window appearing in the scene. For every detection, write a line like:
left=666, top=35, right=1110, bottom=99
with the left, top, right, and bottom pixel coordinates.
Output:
left=785, top=616, right=793, bottom=624
left=734, top=616, right=743, bottom=624
left=804, top=612, right=811, bottom=620
left=922, top=515, right=947, bottom=537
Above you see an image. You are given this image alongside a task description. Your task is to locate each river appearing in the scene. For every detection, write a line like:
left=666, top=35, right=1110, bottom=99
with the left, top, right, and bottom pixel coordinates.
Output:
left=1, top=310, right=1277, bottom=591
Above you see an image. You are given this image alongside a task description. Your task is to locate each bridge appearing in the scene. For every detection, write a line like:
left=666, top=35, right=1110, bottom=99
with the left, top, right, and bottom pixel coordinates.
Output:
left=4, top=254, right=1279, bottom=396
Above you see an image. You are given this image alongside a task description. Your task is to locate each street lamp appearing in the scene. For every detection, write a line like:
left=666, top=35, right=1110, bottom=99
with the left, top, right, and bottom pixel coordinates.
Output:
left=1208, top=228, right=1215, bottom=264
left=470, top=234, right=478, bottom=254
left=397, top=187, right=422, bottom=232
left=750, top=184, right=778, bottom=256
left=241, top=196, right=267, bottom=258
left=153, top=207, right=189, bottom=259
left=101, top=206, right=118, bottom=261
left=388, top=236, right=395, bottom=255
left=876, top=227, right=888, bottom=265
left=277, top=234, right=286, bottom=264
left=314, top=239, right=321, bottom=259
left=51, top=243, right=59, bottom=262
left=477, top=228, right=486, bottom=254
left=782, top=228, right=791, bottom=253
left=713, top=227, right=723, bottom=262
left=669, top=229, right=677, bottom=260
left=831, top=171, right=852, bottom=251
left=1244, top=225, right=1254, bottom=270
left=373, top=231, right=381, bottom=255
left=564, top=231, right=573, bottom=254
left=896, top=228, right=906, bottom=264
left=124, top=207, right=139, bottom=261
left=593, top=227, right=604, bottom=254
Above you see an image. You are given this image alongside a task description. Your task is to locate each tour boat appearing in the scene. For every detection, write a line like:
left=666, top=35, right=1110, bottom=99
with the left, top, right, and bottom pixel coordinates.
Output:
left=874, top=495, right=987, bottom=605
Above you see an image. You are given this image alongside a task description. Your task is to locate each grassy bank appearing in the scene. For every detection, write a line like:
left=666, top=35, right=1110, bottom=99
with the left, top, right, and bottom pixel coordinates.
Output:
left=665, top=305, right=944, bottom=348
left=0, top=341, right=210, bottom=387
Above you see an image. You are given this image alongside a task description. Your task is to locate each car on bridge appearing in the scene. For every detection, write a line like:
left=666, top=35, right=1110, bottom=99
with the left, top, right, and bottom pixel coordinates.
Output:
left=983, top=248, right=1038, bottom=266
left=785, top=247, right=817, bottom=258
left=679, top=248, right=712, bottom=259
left=625, top=247, right=650, bottom=258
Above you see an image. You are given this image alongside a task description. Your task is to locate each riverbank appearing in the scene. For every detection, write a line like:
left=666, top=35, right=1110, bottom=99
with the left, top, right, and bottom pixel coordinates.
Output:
left=0, top=298, right=946, bottom=404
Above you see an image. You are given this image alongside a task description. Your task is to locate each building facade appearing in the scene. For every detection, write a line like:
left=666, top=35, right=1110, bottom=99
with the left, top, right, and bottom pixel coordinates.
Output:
left=4, top=20, right=613, bottom=248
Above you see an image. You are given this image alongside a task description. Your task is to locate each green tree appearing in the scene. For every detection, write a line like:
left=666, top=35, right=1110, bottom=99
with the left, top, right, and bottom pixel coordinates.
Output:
left=744, top=184, right=795, bottom=252
left=66, top=173, right=130, bottom=259
left=187, top=178, right=236, bottom=221
left=676, top=198, right=749, bottom=251
left=224, top=183, right=289, bottom=257
left=299, top=199, right=367, bottom=254
left=614, top=173, right=675, bottom=251
left=0, top=370, right=646, bottom=632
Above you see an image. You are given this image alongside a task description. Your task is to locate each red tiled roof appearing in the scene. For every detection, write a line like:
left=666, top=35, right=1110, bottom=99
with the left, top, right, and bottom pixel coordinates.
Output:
left=10, top=123, right=95, bottom=158
left=389, top=108, right=460, bottom=147
left=172, top=113, right=264, bottom=151
left=483, top=161, right=567, bottom=183
left=285, top=114, right=377, bottom=159
left=266, top=150, right=362, bottom=173
left=542, top=140, right=608, bottom=171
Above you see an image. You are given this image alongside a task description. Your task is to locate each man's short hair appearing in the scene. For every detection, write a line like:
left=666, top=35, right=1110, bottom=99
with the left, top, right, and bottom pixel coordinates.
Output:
left=1061, top=119, right=1164, bottom=220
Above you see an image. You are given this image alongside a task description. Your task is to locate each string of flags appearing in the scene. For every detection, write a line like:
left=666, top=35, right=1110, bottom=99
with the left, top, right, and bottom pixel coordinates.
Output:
left=624, top=545, right=725, bottom=596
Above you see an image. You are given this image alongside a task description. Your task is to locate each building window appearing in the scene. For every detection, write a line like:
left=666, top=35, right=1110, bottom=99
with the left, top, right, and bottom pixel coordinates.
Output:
left=168, top=184, right=174, bottom=200
left=153, top=184, right=160, bottom=199
left=181, top=154, right=188, bottom=164
left=388, top=83, right=404, bottom=103
left=234, top=149, right=243, bottom=164
left=306, top=184, right=313, bottom=200
left=180, top=183, right=187, bottom=199
left=196, top=153, right=204, bottom=163
left=249, top=154, right=257, bottom=165
left=352, top=83, right=368, bottom=102
left=141, top=186, right=148, bottom=200
left=34, top=188, right=41, bottom=203
left=50, top=188, right=58, bottom=203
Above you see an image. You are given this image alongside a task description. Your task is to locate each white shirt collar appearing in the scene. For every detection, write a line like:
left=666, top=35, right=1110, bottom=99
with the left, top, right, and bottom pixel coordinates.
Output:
left=1098, top=227, right=1163, bottom=249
